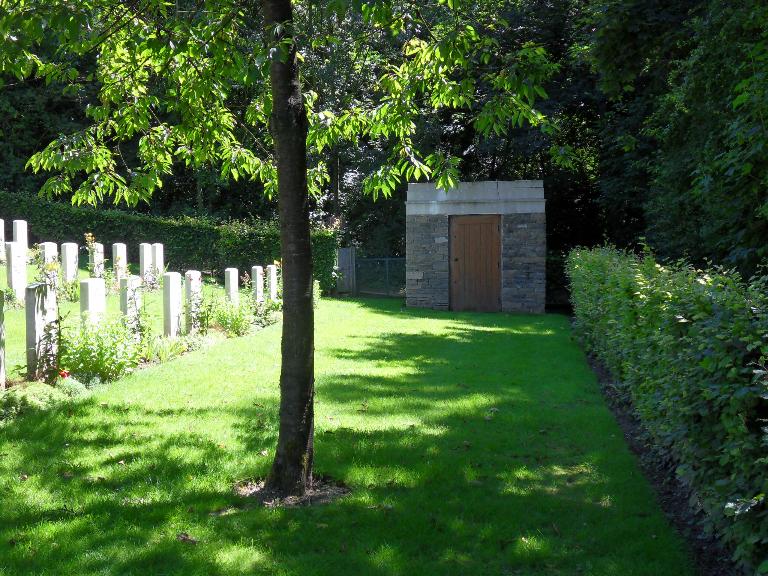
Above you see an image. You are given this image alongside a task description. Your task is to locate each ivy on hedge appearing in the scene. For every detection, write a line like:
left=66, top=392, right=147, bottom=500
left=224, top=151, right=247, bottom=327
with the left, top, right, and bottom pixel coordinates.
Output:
left=566, top=247, right=768, bottom=572
left=0, top=191, right=338, bottom=293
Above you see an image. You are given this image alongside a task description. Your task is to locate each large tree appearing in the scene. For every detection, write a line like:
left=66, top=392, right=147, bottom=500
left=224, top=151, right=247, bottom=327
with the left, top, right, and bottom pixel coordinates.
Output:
left=0, top=0, right=554, bottom=495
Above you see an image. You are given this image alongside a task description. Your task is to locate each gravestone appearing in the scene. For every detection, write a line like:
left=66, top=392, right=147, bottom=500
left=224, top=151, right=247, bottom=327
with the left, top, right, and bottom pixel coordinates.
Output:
left=163, top=272, right=182, bottom=337
left=0, top=292, right=5, bottom=389
left=252, top=265, right=264, bottom=303
left=267, top=265, right=278, bottom=301
left=61, top=243, right=79, bottom=283
left=112, top=243, right=128, bottom=280
left=139, top=243, right=152, bottom=281
left=224, top=268, right=239, bottom=304
left=5, top=241, right=26, bottom=301
left=40, top=242, right=59, bottom=286
left=26, top=282, right=58, bottom=380
left=184, top=270, right=202, bottom=333
left=119, top=275, right=142, bottom=321
left=80, top=278, right=106, bottom=324
left=152, top=243, right=164, bottom=277
left=90, top=242, right=105, bottom=278
left=13, top=220, right=28, bottom=262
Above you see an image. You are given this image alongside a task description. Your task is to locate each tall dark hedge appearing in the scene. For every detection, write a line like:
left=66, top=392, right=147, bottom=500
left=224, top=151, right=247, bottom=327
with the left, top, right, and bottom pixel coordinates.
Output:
left=0, top=191, right=338, bottom=292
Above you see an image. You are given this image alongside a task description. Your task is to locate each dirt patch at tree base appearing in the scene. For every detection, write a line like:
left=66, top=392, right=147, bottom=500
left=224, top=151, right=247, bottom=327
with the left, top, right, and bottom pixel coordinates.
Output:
left=589, top=357, right=744, bottom=576
left=235, top=476, right=350, bottom=508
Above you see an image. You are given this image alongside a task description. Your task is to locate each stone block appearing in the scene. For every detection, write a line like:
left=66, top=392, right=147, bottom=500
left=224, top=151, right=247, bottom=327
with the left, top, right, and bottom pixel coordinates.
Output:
left=139, top=243, right=152, bottom=282
left=152, top=243, right=164, bottom=276
left=163, top=272, right=182, bottom=337
left=5, top=242, right=26, bottom=301
left=26, top=282, right=58, bottom=380
left=90, top=242, right=105, bottom=278
left=266, top=265, right=279, bottom=300
left=224, top=267, right=239, bottom=304
left=112, top=243, right=128, bottom=280
left=119, top=275, right=142, bottom=320
left=0, top=219, right=4, bottom=263
left=184, top=270, right=202, bottom=334
left=252, top=266, right=264, bottom=302
left=80, top=278, right=106, bottom=324
left=13, top=220, right=28, bottom=261
left=0, top=291, right=5, bottom=389
left=61, top=243, right=79, bottom=283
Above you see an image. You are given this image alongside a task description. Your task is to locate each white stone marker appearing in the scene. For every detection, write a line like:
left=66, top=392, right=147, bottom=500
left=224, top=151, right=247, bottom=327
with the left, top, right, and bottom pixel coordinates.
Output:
left=267, top=264, right=279, bottom=301
left=89, top=242, right=105, bottom=278
left=152, top=243, right=164, bottom=276
left=12, top=220, right=28, bottom=262
left=163, top=271, right=182, bottom=337
left=184, top=270, right=202, bottom=334
left=112, top=243, right=128, bottom=280
left=0, top=291, right=6, bottom=389
left=5, top=241, right=26, bottom=301
left=252, top=265, right=264, bottom=303
left=26, top=282, right=58, bottom=380
left=139, top=243, right=152, bottom=281
left=119, top=275, right=142, bottom=319
left=224, top=267, right=239, bottom=304
left=61, top=243, right=79, bottom=283
left=40, top=242, right=58, bottom=264
left=80, top=278, right=106, bottom=324
left=0, top=219, right=5, bottom=263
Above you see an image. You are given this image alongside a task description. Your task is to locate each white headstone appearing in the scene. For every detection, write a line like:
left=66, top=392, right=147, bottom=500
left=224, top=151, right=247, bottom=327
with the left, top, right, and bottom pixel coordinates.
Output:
left=89, top=242, right=105, bottom=278
left=139, top=243, right=152, bottom=282
left=119, top=275, right=142, bottom=320
left=0, top=219, right=5, bottom=263
left=184, top=270, right=202, bottom=334
left=152, top=243, right=164, bottom=276
left=252, top=266, right=264, bottom=303
left=12, top=220, right=28, bottom=262
left=5, top=242, right=26, bottom=301
left=80, top=278, right=106, bottom=324
left=0, top=291, right=5, bottom=389
left=267, top=264, right=279, bottom=301
left=61, top=242, right=79, bottom=283
left=26, top=282, right=58, bottom=380
left=40, top=242, right=58, bottom=264
left=112, top=243, right=128, bottom=280
left=163, top=272, right=182, bottom=337
left=224, top=267, right=239, bottom=304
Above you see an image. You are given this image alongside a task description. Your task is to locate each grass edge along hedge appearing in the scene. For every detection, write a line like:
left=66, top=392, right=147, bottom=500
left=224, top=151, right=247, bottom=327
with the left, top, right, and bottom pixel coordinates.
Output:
left=566, top=246, right=768, bottom=574
left=0, top=191, right=338, bottom=293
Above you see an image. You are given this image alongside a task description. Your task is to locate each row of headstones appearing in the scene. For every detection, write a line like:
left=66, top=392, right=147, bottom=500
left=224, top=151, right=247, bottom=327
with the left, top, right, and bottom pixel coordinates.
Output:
left=0, top=263, right=280, bottom=389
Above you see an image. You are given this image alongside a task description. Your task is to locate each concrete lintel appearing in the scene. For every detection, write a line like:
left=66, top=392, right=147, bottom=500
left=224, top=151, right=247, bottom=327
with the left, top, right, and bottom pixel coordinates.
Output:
left=406, top=199, right=545, bottom=216
left=407, top=180, right=544, bottom=203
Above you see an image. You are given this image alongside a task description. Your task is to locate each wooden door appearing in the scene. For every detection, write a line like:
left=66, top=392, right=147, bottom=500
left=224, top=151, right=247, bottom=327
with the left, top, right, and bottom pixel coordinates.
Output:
left=450, top=215, right=501, bottom=312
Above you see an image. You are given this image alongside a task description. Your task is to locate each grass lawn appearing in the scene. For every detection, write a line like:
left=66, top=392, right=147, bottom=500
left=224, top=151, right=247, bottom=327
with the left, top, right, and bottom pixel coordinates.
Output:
left=0, top=298, right=694, bottom=575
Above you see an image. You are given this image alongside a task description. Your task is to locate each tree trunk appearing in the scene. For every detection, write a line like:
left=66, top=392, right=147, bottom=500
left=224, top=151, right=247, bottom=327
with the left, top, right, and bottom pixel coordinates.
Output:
left=262, top=0, right=315, bottom=496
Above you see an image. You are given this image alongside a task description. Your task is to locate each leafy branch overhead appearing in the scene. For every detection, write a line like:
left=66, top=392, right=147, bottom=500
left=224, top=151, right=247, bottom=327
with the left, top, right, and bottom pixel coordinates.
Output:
left=0, top=0, right=556, bottom=205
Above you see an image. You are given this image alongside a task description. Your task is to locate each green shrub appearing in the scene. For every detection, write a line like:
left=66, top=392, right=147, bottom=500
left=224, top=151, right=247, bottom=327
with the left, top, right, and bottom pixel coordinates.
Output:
left=59, top=318, right=143, bottom=384
left=566, top=247, right=768, bottom=571
left=214, top=300, right=255, bottom=337
left=0, top=190, right=338, bottom=292
left=0, top=382, right=68, bottom=421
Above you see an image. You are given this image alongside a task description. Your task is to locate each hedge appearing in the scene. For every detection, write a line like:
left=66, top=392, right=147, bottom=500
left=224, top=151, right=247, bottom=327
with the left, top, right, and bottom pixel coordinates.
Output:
left=566, top=247, right=768, bottom=572
left=0, top=191, right=338, bottom=293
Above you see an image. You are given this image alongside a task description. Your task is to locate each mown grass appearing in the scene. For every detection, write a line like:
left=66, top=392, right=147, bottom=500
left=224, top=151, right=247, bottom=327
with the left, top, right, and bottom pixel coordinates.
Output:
left=0, top=298, right=694, bottom=575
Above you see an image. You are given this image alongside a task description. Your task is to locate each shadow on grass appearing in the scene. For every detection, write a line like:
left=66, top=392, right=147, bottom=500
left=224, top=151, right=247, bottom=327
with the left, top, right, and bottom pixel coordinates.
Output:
left=0, top=299, right=690, bottom=575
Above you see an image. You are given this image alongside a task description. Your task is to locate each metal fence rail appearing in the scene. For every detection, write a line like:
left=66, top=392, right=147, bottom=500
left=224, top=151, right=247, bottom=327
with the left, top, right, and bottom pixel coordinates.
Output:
left=355, top=257, right=405, bottom=297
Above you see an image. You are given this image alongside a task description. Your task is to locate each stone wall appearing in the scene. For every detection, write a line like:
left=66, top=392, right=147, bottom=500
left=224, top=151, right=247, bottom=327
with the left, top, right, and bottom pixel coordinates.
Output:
left=501, top=213, right=546, bottom=313
left=405, top=215, right=449, bottom=310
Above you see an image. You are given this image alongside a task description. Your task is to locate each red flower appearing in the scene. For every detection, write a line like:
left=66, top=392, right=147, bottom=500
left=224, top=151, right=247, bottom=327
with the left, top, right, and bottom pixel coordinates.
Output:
left=59, top=369, right=70, bottom=379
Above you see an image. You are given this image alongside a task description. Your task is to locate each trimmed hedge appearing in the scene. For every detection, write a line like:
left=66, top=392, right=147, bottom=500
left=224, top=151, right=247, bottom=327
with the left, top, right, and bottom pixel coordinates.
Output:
left=566, top=247, right=768, bottom=572
left=0, top=191, right=338, bottom=293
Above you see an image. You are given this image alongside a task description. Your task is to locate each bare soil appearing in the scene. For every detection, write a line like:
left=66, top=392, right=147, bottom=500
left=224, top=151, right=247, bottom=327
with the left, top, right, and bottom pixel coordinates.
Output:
left=236, top=476, right=351, bottom=508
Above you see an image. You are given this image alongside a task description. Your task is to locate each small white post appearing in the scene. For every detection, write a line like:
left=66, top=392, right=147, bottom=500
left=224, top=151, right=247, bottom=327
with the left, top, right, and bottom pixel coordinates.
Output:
left=89, top=242, right=105, bottom=278
left=252, top=266, right=264, bottom=303
left=0, top=291, right=6, bottom=390
left=26, top=282, right=58, bottom=380
left=163, top=271, right=182, bottom=338
left=184, top=270, right=202, bottom=334
left=80, top=278, right=106, bottom=324
left=224, top=267, right=239, bottom=304
left=267, top=264, right=279, bottom=301
left=139, top=243, right=152, bottom=282
left=112, top=243, right=128, bottom=281
left=5, top=241, right=26, bottom=301
left=12, top=220, right=28, bottom=262
left=61, top=243, right=79, bottom=283
left=119, top=275, right=142, bottom=320
left=152, top=243, right=164, bottom=277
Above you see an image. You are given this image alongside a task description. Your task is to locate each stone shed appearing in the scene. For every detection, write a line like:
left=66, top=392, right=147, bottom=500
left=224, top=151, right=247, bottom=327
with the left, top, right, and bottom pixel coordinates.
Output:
left=405, top=180, right=545, bottom=313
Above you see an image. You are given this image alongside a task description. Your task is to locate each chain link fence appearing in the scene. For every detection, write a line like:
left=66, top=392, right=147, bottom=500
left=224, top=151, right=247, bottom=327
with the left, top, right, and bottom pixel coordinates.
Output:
left=354, top=257, right=405, bottom=297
